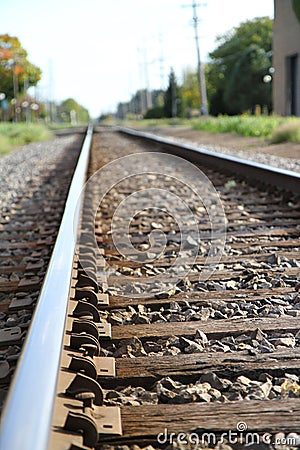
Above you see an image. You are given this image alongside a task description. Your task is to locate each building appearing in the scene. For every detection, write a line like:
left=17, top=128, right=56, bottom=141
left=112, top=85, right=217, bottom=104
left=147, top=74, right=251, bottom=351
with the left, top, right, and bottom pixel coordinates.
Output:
left=273, top=0, right=300, bottom=116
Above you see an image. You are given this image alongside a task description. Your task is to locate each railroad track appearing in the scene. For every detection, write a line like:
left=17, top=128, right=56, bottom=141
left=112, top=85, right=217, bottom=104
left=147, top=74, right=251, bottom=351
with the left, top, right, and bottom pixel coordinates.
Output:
left=1, top=125, right=300, bottom=449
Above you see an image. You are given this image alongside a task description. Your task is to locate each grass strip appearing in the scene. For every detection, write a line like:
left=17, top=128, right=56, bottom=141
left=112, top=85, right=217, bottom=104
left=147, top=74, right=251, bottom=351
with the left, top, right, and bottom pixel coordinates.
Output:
left=0, top=123, right=53, bottom=155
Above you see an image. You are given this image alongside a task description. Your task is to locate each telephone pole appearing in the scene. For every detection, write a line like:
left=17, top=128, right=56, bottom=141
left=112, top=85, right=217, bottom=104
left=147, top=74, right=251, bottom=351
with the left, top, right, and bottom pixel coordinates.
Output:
left=158, top=33, right=166, bottom=90
left=143, top=45, right=152, bottom=110
left=138, top=45, right=152, bottom=113
left=183, top=1, right=208, bottom=115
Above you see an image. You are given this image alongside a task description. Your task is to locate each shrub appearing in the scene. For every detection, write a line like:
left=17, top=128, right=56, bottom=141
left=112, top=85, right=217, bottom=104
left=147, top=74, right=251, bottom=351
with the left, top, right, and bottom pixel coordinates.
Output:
left=144, top=106, right=165, bottom=119
left=270, top=121, right=300, bottom=143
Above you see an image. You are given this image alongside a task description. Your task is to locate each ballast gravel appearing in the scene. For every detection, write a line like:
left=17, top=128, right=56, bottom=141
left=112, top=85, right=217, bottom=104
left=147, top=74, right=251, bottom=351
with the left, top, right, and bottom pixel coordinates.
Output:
left=0, top=136, right=79, bottom=210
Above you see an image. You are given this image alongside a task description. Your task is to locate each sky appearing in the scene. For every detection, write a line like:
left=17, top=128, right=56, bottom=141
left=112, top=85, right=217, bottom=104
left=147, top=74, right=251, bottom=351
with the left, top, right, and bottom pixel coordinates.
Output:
left=1, top=0, right=274, bottom=118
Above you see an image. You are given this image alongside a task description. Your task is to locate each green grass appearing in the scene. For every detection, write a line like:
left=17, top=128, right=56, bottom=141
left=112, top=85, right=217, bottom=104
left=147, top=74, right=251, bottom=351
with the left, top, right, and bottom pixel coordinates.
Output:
left=191, top=115, right=300, bottom=142
left=0, top=123, right=53, bottom=155
left=191, top=115, right=284, bottom=138
left=103, top=114, right=300, bottom=144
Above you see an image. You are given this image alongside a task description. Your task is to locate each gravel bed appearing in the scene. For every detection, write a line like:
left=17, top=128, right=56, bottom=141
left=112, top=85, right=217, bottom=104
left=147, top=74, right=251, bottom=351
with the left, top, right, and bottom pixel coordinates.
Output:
left=101, top=328, right=300, bottom=358
left=100, top=290, right=300, bottom=326
left=104, top=371, right=300, bottom=406
left=91, top=132, right=300, bottom=450
left=0, top=136, right=78, bottom=210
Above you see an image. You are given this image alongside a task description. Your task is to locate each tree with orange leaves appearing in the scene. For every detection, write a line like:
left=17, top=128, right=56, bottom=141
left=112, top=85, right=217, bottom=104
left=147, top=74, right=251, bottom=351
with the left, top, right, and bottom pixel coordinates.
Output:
left=0, top=34, right=41, bottom=102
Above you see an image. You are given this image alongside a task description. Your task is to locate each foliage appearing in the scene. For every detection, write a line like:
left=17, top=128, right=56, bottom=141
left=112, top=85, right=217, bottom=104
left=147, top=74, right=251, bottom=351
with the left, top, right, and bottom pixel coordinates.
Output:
left=163, top=69, right=182, bottom=118
left=270, top=119, right=300, bottom=143
left=144, top=105, right=165, bottom=119
left=116, top=18, right=273, bottom=119
left=58, top=98, right=90, bottom=123
left=205, top=63, right=227, bottom=115
left=192, top=115, right=283, bottom=137
left=207, top=17, right=273, bottom=115
left=180, top=67, right=200, bottom=114
left=0, top=123, right=53, bottom=154
left=292, top=0, right=300, bottom=23
left=0, top=34, right=41, bottom=101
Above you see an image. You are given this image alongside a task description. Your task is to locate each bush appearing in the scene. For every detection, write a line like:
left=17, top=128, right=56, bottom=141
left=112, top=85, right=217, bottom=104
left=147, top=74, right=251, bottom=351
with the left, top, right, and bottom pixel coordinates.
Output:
left=270, top=120, right=300, bottom=143
left=144, top=106, right=165, bottom=119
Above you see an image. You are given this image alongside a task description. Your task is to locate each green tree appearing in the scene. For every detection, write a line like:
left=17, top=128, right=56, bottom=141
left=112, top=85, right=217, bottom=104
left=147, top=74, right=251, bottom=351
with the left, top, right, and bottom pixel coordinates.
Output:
left=144, top=105, right=164, bottom=119
left=144, top=89, right=165, bottom=118
left=0, top=34, right=41, bottom=101
left=207, top=17, right=273, bottom=115
left=58, top=98, right=90, bottom=123
left=180, top=67, right=200, bottom=117
left=205, top=62, right=227, bottom=115
left=292, top=0, right=300, bottom=23
left=163, top=69, right=182, bottom=118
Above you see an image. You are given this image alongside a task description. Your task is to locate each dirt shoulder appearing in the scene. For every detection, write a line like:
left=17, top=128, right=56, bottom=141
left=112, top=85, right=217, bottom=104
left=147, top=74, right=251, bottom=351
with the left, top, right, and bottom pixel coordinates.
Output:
left=147, top=125, right=300, bottom=160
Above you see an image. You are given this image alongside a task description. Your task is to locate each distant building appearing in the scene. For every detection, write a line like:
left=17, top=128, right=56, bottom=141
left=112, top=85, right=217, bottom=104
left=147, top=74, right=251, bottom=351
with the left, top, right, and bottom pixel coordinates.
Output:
left=273, top=0, right=300, bottom=116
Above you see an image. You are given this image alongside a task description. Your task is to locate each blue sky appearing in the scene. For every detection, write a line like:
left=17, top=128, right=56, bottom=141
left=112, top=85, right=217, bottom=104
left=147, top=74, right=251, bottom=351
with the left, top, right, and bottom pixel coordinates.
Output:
left=1, top=0, right=274, bottom=117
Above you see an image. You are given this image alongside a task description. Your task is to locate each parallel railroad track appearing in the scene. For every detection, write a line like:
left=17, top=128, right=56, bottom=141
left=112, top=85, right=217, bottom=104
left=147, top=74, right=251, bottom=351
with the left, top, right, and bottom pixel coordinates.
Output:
left=1, top=126, right=300, bottom=449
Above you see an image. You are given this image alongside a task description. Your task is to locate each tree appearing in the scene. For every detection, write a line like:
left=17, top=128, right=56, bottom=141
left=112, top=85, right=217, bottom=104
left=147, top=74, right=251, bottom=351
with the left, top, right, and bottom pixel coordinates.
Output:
left=292, top=0, right=300, bottom=23
left=163, top=69, right=182, bottom=118
left=0, top=34, right=41, bottom=101
left=144, top=89, right=165, bottom=119
left=180, top=67, right=200, bottom=117
left=58, top=98, right=90, bottom=123
left=205, top=62, right=227, bottom=115
left=207, top=17, right=273, bottom=115
left=144, top=105, right=164, bottom=119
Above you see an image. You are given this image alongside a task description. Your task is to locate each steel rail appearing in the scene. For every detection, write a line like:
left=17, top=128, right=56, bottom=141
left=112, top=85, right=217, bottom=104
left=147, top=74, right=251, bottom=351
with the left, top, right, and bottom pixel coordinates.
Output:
left=116, top=126, right=300, bottom=193
left=0, top=125, right=93, bottom=450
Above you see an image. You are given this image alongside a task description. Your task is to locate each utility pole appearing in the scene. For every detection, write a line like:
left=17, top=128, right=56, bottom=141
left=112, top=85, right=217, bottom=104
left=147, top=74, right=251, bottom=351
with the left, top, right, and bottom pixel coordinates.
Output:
left=12, top=63, right=19, bottom=122
left=158, top=33, right=165, bottom=90
left=171, top=72, right=177, bottom=118
left=183, top=1, right=208, bottom=115
left=48, top=59, right=56, bottom=122
left=138, top=46, right=152, bottom=113
left=143, top=45, right=152, bottom=110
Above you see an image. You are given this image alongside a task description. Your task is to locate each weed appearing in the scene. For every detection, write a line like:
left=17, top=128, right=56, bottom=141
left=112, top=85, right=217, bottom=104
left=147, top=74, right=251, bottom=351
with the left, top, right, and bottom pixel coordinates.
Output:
left=191, top=115, right=283, bottom=138
left=270, top=120, right=300, bottom=143
left=0, top=123, right=53, bottom=155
